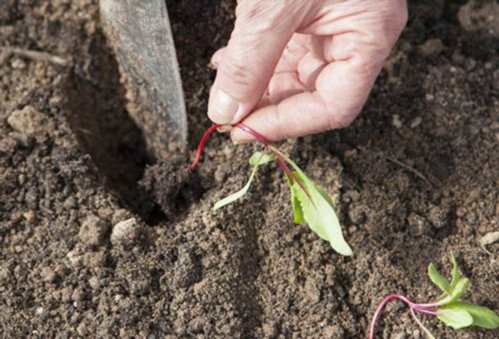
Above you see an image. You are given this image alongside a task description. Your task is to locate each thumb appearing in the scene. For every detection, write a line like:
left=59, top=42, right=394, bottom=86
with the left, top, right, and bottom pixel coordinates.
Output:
left=208, top=1, right=311, bottom=124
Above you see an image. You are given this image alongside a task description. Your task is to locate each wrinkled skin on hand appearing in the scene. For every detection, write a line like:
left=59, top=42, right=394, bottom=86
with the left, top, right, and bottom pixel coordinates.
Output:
left=208, top=0, right=408, bottom=142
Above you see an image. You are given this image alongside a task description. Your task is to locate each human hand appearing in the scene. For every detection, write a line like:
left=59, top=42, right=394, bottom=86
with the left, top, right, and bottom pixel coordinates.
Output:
left=207, top=0, right=408, bottom=142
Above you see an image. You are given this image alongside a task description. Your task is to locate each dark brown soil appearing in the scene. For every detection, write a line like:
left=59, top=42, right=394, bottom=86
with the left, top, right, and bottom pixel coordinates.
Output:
left=1, top=0, right=498, bottom=338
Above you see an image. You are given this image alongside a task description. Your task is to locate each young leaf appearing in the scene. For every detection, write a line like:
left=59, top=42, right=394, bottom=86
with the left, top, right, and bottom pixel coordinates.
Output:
left=440, top=302, right=499, bottom=330
left=428, top=263, right=451, bottom=294
left=437, top=277, right=471, bottom=306
left=450, top=277, right=470, bottom=301
left=213, top=152, right=272, bottom=211
left=289, top=167, right=352, bottom=256
left=249, top=151, right=274, bottom=166
left=449, top=254, right=463, bottom=290
left=213, top=165, right=258, bottom=211
left=437, top=308, right=474, bottom=329
left=290, top=181, right=305, bottom=224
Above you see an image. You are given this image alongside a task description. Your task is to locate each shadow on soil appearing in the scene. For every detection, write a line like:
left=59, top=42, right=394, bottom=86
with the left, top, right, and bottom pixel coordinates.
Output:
left=63, top=30, right=165, bottom=224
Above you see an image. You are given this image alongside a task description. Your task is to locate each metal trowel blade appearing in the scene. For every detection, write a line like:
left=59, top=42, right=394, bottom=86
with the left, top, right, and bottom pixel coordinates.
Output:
left=100, top=0, right=188, bottom=147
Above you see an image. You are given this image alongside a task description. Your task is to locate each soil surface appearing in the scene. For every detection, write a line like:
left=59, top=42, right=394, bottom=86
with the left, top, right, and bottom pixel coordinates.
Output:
left=1, top=1, right=498, bottom=338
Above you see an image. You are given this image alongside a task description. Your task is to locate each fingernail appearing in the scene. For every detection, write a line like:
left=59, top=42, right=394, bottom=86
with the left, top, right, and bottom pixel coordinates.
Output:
left=208, top=89, right=239, bottom=124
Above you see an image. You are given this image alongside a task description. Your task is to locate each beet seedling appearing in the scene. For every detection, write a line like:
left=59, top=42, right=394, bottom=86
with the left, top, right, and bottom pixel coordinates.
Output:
left=369, top=255, right=499, bottom=338
left=190, top=123, right=352, bottom=256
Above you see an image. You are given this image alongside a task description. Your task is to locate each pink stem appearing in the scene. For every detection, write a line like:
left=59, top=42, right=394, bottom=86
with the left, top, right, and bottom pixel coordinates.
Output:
left=189, top=124, right=222, bottom=171
left=413, top=305, right=438, bottom=316
left=189, top=123, right=270, bottom=171
left=368, top=294, right=437, bottom=339
left=235, top=123, right=271, bottom=146
left=189, top=122, right=312, bottom=199
left=190, top=122, right=293, bottom=180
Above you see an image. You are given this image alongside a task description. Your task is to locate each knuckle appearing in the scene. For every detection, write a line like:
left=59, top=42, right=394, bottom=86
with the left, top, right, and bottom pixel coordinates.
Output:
left=218, top=56, right=259, bottom=96
left=360, top=1, right=408, bottom=57
left=236, top=0, right=297, bottom=32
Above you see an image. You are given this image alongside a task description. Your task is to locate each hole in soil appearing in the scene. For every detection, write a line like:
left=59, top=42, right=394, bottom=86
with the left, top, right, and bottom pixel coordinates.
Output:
left=64, top=30, right=165, bottom=224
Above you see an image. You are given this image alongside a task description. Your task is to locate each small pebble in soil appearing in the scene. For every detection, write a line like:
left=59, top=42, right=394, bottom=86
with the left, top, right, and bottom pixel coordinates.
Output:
left=323, top=325, right=345, bottom=337
left=40, top=266, right=57, bottom=283
left=88, top=276, right=100, bottom=290
left=410, top=117, right=422, bottom=128
left=0, top=50, right=10, bottom=65
left=348, top=205, right=366, bottom=224
left=35, top=306, right=43, bottom=315
left=480, top=231, right=499, bottom=246
left=428, top=205, right=449, bottom=229
left=262, top=321, right=277, bottom=337
left=22, top=210, right=36, bottom=223
left=111, top=208, right=133, bottom=225
left=0, top=136, right=17, bottom=155
left=111, top=217, right=141, bottom=246
left=7, top=105, right=54, bottom=136
left=78, top=214, right=110, bottom=247
left=173, top=246, right=201, bottom=288
left=0, top=267, right=10, bottom=284
left=408, top=213, right=430, bottom=237
left=66, top=248, right=83, bottom=267
left=77, top=321, right=89, bottom=337
left=304, top=278, right=320, bottom=304
left=418, top=38, right=445, bottom=57
left=71, top=287, right=85, bottom=303
left=11, top=58, right=26, bottom=69
left=392, top=114, right=403, bottom=128
left=391, top=332, right=407, bottom=339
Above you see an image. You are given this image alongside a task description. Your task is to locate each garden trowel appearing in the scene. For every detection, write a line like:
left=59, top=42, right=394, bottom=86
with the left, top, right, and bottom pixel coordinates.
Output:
left=100, top=0, right=188, bottom=150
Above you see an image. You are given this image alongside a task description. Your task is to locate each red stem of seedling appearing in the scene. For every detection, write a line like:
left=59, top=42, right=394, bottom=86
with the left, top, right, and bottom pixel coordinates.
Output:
left=235, top=123, right=296, bottom=181
left=189, top=122, right=312, bottom=201
left=189, top=123, right=222, bottom=171
left=234, top=123, right=270, bottom=146
left=190, top=123, right=295, bottom=182
left=368, top=294, right=438, bottom=339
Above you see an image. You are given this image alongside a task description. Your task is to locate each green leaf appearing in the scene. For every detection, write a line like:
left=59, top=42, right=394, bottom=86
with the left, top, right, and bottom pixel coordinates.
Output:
left=286, top=162, right=352, bottom=256
left=440, top=302, right=499, bottom=330
left=249, top=151, right=274, bottom=166
left=213, top=152, right=272, bottom=211
left=437, top=277, right=471, bottom=306
left=290, top=180, right=305, bottom=224
left=437, top=307, right=473, bottom=329
left=428, top=263, right=451, bottom=294
left=450, top=277, right=470, bottom=301
left=449, top=254, right=463, bottom=290
left=213, top=165, right=259, bottom=211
